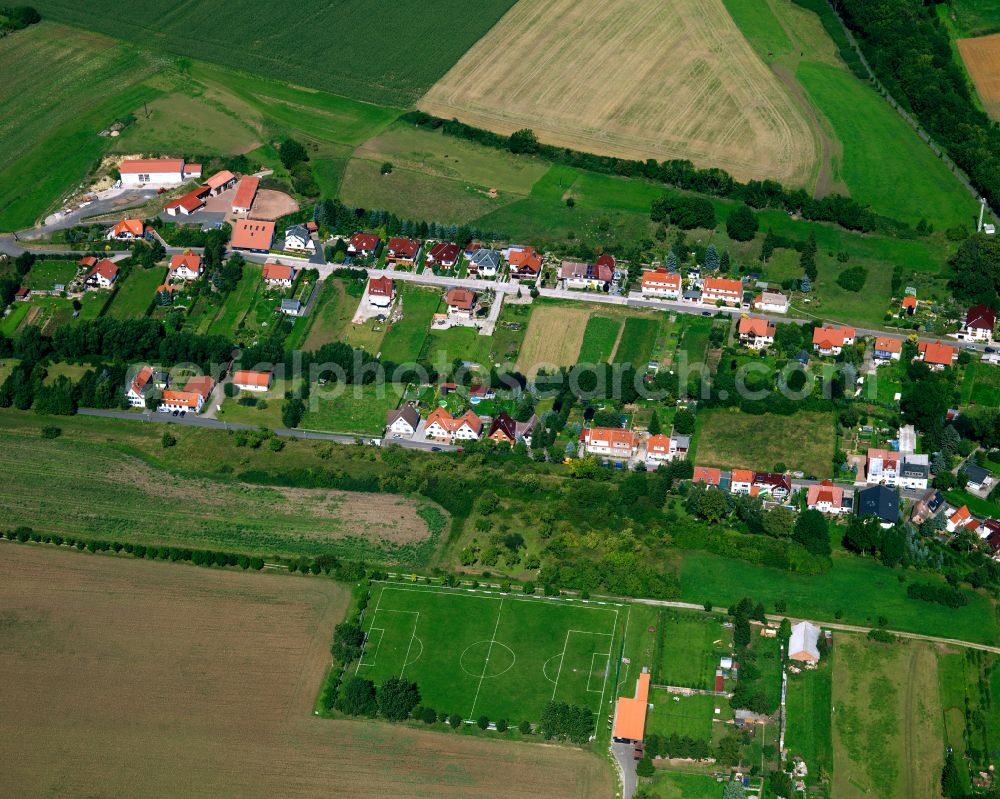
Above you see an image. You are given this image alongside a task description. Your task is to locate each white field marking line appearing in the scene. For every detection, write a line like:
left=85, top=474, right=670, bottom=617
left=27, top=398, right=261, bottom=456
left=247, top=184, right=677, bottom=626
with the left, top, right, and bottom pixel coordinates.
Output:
left=369, top=581, right=625, bottom=608
left=549, top=628, right=613, bottom=702
left=356, top=585, right=387, bottom=673
left=587, top=651, right=613, bottom=693
left=358, top=628, right=385, bottom=668
left=469, top=597, right=505, bottom=719
left=399, top=611, right=421, bottom=678
left=599, top=607, right=623, bottom=716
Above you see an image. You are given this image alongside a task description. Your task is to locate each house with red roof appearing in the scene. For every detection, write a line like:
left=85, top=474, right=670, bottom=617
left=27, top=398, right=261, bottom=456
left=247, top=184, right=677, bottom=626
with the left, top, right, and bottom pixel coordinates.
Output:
left=386, top=237, right=421, bottom=266
left=126, top=366, right=156, bottom=407
left=106, top=219, right=145, bottom=241
left=446, top=288, right=476, bottom=319
left=426, top=241, right=461, bottom=269
left=901, top=296, right=917, bottom=315
left=702, top=277, right=743, bottom=306
left=262, top=261, right=295, bottom=288
left=730, top=469, right=754, bottom=495
left=641, top=269, right=681, bottom=299
left=231, top=176, right=260, bottom=215
left=807, top=480, right=847, bottom=514
left=506, top=245, right=542, bottom=280
left=916, top=341, right=958, bottom=370
left=738, top=316, right=776, bottom=350
left=230, top=219, right=275, bottom=253
left=958, top=304, right=996, bottom=343
left=753, top=472, right=792, bottom=501
left=232, top=370, right=273, bottom=392
left=946, top=505, right=973, bottom=534
left=368, top=275, right=395, bottom=309
left=692, top=466, right=722, bottom=487
left=347, top=233, right=381, bottom=259
left=645, top=433, right=689, bottom=464
left=560, top=254, right=615, bottom=290
left=580, top=427, right=639, bottom=459
left=169, top=252, right=203, bottom=281
left=425, top=408, right=482, bottom=443
left=753, top=291, right=788, bottom=314
left=203, top=170, right=238, bottom=195
left=812, top=325, right=856, bottom=356
left=78, top=256, right=99, bottom=270
left=157, top=376, right=214, bottom=413
left=119, top=158, right=200, bottom=188
left=874, top=336, right=903, bottom=363
left=84, top=259, right=119, bottom=290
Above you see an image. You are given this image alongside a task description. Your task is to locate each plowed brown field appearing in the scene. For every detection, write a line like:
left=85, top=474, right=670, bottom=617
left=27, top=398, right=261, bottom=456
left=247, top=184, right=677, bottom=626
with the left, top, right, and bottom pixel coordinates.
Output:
left=958, top=33, right=1000, bottom=120
left=0, top=545, right=613, bottom=799
left=420, top=0, right=818, bottom=184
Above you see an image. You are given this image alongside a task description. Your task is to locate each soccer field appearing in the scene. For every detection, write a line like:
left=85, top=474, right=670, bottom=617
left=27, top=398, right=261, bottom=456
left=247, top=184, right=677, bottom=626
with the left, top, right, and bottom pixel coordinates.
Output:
left=356, top=583, right=623, bottom=724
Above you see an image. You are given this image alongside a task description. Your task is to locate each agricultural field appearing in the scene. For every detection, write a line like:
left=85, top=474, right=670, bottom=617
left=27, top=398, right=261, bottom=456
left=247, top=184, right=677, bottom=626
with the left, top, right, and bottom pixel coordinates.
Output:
left=0, top=22, right=165, bottom=230
left=356, top=582, right=623, bottom=724
left=694, top=409, right=835, bottom=477
left=0, top=427, right=441, bottom=563
left=379, top=286, right=441, bottom=363
left=33, top=0, right=519, bottom=106
left=22, top=260, right=79, bottom=290
left=957, top=33, right=1000, bottom=120
left=0, top=546, right=611, bottom=799
left=612, top=317, right=659, bottom=366
left=831, top=636, right=944, bottom=799
left=106, top=266, right=166, bottom=319
left=578, top=316, right=621, bottom=364
left=514, top=303, right=590, bottom=376
left=421, top=0, right=818, bottom=185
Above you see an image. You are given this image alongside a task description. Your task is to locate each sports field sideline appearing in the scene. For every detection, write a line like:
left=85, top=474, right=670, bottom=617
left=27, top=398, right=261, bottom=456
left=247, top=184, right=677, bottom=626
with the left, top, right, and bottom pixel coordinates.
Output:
left=356, top=583, right=626, bottom=723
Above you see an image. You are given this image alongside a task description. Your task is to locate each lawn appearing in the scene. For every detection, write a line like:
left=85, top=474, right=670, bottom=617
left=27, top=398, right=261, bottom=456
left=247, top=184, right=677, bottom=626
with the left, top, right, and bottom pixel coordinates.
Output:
left=206, top=269, right=262, bottom=338
left=0, top=302, right=31, bottom=337
left=676, top=316, right=715, bottom=365
left=0, top=427, right=440, bottom=563
left=23, top=260, right=78, bottom=290
left=969, top=361, right=1000, bottom=406
left=420, top=326, right=493, bottom=369
left=355, top=582, right=623, bottom=725
left=302, top=278, right=357, bottom=351
left=785, top=662, right=833, bottom=784
left=951, top=0, right=1000, bottom=36
left=302, top=382, right=406, bottom=435
left=34, top=0, right=519, bottom=106
left=645, top=771, right=725, bottom=799
left=379, top=285, right=441, bottom=363
left=694, top=409, right=835, bottom=477
left=832, top=636, right=944, bottom=799
left=645, top=690, right=716, bottom=741
left=578, top=316, right=621, bottom=364
left=680, top=550, right=998, bottom=644
left=106, top=267, right=167, bottom=319
left=657, top=611, right=729, bottom=690
left=612, top=317, right=659, bottom=366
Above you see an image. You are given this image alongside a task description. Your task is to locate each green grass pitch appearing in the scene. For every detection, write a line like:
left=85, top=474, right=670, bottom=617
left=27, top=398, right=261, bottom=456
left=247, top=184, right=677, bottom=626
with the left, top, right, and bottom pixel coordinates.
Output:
left=356, top=583, right=622, bottom=724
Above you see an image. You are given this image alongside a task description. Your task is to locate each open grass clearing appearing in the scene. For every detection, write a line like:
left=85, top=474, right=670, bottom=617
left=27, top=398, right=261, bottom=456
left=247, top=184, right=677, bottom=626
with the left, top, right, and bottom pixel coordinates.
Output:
left=106, top=266, right=166, bottom=319
left=645, top=771, right=723, bottom=798
left=379, top=285, right=440, bottom=364
left=951, top=0, right=1000, bottom=37
left=612, top=317, right=659, bottom=366
left=831, top=635, right=943, bottom=799
left=23, top=260, right=78, bottom=290
left=658, top=611, right=730, bottom=690
left=421, top=0, right=818, bottom=185
left=695, top=409, right=835, bottom=477
left=785, top=659, right=833, bottom=784
left=356, top=582, right=622, bottom=724
left=301, top=382, right=406, bottom=436
left=0, top=545, right=611, bottom=799
left=646, top=690, right=716, bottom=740
left=0, top=428, right=438, bottom=563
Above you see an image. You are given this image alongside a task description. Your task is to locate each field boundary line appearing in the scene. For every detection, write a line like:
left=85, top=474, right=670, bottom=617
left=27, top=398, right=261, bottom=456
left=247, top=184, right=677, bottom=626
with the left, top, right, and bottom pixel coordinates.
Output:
left=399, top=611, right=421, bottom=678
left=356, top=584, right=387, bottom=673
left=587, top=651, right=612, bottom=693
left=359, top=628, right=384, bottom=667
left=469, top=597, right=504, bottom=719
left=596, top=608, right=620, bottom=716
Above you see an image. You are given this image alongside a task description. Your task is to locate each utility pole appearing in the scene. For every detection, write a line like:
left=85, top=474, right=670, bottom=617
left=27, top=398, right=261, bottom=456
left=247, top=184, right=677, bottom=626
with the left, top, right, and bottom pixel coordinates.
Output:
left=978, top=197, right=986, bottom=233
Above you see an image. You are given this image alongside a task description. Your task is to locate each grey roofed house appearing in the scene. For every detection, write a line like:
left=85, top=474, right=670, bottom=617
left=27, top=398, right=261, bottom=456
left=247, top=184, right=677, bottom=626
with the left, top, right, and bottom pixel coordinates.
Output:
left=470, top=248, right=501, bottom=271
left=673, top=434, right=691, bottom=450
left=788, top=621, right=821, bottom=662
left=515, top=413, right=541, bottom=441
left=855, top=484, right=899, bottom=526
left=386, top=405, right=419, bottom=431
left=279, top=298, right=302, bottom=316
left=962, top=463, right=992, bottom=488
left=683, top=290, right=702, bottom=301
left=900, top=460, right=929, bottom=480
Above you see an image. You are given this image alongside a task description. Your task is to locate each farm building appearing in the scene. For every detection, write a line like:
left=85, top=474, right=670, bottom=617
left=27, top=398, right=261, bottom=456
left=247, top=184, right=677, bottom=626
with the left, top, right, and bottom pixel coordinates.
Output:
left=231, top=220, right=275, bottom=253
left=788, top=621, right=821, bottom=663
left=119, top=158, right=201, bottom=188
left=232, top=370, right=273, bottom=392
left=612, top=670, right=650, bottom=744
left=164, top=186, right=209, bottom=216
left=158, top=376, right=214, bottom=413
left=203, top=170, right=238, bottom=195
left=231, top=176, right=260, bottom=214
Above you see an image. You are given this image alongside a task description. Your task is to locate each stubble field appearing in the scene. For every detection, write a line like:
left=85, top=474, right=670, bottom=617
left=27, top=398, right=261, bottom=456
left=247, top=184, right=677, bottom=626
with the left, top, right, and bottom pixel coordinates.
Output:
left=0, top=545, right=612, bottom=799
left=958, top=33, right=1000, bottom=120
left=514, top=304, right=590, bottom=376
left=420, top=0, right=819, bottom=185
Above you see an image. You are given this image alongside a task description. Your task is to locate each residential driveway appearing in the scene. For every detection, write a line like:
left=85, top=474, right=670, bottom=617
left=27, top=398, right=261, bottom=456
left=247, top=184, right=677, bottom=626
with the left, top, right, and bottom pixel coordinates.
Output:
left=610, top=741, right=637, bottom=799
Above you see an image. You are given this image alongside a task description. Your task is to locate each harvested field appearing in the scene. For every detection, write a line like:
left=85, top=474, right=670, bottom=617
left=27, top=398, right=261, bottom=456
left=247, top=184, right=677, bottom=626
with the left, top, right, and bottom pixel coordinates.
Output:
left=0, top=429, right=437, bottom=561
left=0, top=545, right=613, bottom=799
left=958, top=33, right=1000, bottom=120
left=420, top=0, right=818, bottom=184
left=515, top=303, right=590, bottom=376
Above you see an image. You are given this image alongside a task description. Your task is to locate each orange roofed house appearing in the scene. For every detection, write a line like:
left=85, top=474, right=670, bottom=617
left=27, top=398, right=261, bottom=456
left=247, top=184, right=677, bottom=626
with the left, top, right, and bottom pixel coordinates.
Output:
left=702, top=277, right=743, bottom=306
left=262, top=261, right=295, bottom=288
left=640, top=269, right=681, bottom=300
left=613, top=671, right=650, bottom=744
left=232, top=370, right=273, bottom=392
left=874, top=336, right=903, bottom=363
left=812, top=325, right=856, bottom=356
left=169, top=252, right=202, bottom=281
left=424, top=408, right=482, bottom=443
left=506, top=245, right=542, bottom=280
left=807, top=480, right=847, bottom=514
left=738, top=316, right=775, bottom=350
left=916, top=341, right=958, bottom=370
left=106, top=218, right=145, bottom=241
left=84, top=259, right=119, bottom=290
left=580, top=427, right=639, bottom=459
left=692, top=466, right=722, bottom=487
left=231, top=219, right=275, bottom=253
left=158, top=375, right=214, bottom=413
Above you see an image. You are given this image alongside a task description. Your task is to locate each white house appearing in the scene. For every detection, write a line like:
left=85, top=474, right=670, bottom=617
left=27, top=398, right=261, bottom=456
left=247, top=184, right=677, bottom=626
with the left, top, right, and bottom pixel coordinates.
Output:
left=730, top=469, right=754, bottom=495
left=385, top=405, right=420, bottom=438
left=738, top=316, right=775, bottom=350
left=368, top=275, right=395, bottom=309
left=84, top=259, right=119, bottom=289
left=262, top=262, right=295, bottom=288
left=232, top=370, right=272, bottom=392
left=702, top=278, right=743, bottom=306
left=788, top=622, right=821, bottom=663
left=168, top=252, right=203, bottom=281
left=283, top=224, right=315, bottom=254
left=812, top=326, right=856, bottom=356
left=640, top=269, right=681, bottom=299
left=446, top=288, right=476, bottom=319
left=958, top=305, right=996, bottom=343
left=646, top=433, right=689, bottom=463
left=157, top=376, right=213, bottom=413
left=559, top=255, right=615, bottom=290
left=468, top=248, right=501, bottom=278
left=753, top=290, right=789, bottom=314
left=126, top=366, right=155, bottom=407
left=106, top=219, right=145, bottom=241
left=806, top=481, right=848, bottom=514
left=946, top=505, right=973, bottom=534
left=119, top=158, right=201, bottom=188
left=425, top=408, right=482, bottom=442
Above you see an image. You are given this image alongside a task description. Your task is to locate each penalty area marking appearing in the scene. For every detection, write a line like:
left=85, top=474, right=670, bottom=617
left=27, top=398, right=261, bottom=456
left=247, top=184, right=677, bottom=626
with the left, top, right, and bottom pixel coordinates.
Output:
left=358, top=628, right=385, bottom=668
left=587, top=651, right=612, bottom=693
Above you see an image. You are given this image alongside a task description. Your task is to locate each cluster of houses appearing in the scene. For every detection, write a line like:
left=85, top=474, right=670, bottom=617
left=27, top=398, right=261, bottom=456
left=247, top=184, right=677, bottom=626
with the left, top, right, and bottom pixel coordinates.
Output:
left=638, top=269, right=790, bottom=314
left=384, top=399, right=541, bottom=448
left=125, top=367, right=215, bottom=413
left=343, top=235, right=543, bottom=281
